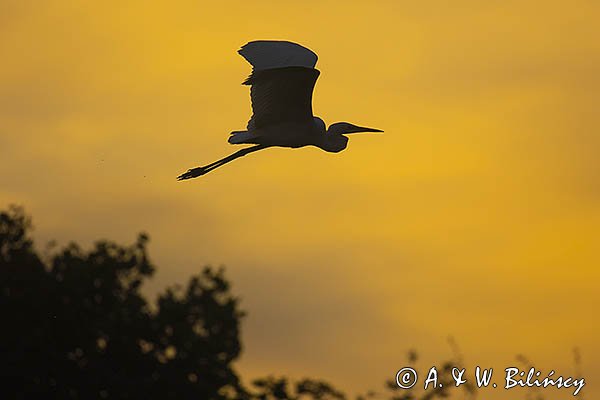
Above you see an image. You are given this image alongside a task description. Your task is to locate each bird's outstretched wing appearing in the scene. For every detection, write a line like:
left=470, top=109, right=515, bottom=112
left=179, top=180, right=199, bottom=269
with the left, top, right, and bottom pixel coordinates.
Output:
left=238, top=41, right=320, bottom=129
left=243, top=67, right=320, bottom=129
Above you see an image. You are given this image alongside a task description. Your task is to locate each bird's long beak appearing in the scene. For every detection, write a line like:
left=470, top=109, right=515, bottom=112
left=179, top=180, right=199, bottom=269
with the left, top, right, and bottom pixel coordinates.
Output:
left=348, top=125, right=384, bottom=134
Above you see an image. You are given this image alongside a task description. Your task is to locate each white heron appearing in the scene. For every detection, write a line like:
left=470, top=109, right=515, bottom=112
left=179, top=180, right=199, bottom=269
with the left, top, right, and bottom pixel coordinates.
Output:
left=177, top=40, right=382, bottom=180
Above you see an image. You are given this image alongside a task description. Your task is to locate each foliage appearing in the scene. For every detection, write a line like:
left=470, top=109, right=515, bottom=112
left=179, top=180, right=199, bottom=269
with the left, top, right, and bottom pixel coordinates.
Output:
left=3, top=205, right=549, bottom=400
left=1, top=206, right=244, bottom=399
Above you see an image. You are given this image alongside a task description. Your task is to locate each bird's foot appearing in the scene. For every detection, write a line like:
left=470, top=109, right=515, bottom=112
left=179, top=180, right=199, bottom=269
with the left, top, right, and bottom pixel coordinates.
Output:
left=176, top=166, right=210, bottom=180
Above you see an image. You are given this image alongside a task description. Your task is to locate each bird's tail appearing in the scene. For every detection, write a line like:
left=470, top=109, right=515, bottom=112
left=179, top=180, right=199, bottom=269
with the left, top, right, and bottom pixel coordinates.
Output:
left=228, top=130, right=259, bottom=144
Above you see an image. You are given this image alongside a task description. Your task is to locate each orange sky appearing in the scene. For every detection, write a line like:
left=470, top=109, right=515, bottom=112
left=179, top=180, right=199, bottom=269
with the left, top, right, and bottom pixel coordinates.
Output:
left=1, top=1, right=598, bottom=398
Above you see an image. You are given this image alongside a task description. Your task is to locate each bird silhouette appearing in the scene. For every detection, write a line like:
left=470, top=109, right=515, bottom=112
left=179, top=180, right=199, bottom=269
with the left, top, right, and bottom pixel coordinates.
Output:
left=177, top=40, right=382, bottom=180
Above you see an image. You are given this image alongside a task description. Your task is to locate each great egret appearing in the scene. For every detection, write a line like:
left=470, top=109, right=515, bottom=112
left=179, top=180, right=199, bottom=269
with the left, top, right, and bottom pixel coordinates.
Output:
left=177, top=40, right=382, bottom=180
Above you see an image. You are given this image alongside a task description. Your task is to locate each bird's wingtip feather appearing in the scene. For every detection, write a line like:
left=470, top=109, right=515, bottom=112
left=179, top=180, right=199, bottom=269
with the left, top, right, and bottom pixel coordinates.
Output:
left=237, top=40, right=318, bottom=70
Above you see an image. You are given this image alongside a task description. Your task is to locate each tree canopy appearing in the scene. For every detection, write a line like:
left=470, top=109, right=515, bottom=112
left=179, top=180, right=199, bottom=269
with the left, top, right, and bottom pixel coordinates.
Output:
left=0, top=206, right=484, bottom=400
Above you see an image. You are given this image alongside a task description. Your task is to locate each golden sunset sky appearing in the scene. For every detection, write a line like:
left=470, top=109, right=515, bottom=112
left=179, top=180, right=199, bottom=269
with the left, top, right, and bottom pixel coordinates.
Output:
left=1, top=1, right=598, bottom=398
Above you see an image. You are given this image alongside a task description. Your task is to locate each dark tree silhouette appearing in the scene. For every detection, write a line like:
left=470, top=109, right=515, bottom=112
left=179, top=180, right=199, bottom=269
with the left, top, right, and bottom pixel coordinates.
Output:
left=0, top=205, right=246, bottom=399
left=2, top=206, right=551, bottom=400
left=1, top=206, right=356, bottom=400
left=249, top=376, right=347, bottom=400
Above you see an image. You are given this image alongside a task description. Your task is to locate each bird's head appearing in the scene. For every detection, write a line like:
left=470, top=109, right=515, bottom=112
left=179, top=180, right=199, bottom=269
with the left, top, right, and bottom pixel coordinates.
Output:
left=327, top=122, right=383, bottom=135
left=321, top=122, right=382, bottom=152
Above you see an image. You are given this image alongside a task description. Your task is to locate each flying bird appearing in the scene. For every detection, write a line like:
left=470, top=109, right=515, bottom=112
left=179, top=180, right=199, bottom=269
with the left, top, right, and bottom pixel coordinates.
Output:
left=177, top=40, right=382, bottom=180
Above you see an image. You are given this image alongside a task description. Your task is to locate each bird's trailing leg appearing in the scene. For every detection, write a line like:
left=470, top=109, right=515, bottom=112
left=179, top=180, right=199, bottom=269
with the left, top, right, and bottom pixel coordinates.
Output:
left=177, top=144, right=268, bottom=180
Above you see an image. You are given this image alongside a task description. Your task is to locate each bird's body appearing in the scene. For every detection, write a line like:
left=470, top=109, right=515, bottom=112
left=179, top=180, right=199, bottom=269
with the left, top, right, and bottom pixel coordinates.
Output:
left=177, top=41, right=381, bottom=180
left=229, top=117, right=347, bottom=152
left=230, top=118, right=322, bottom=147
